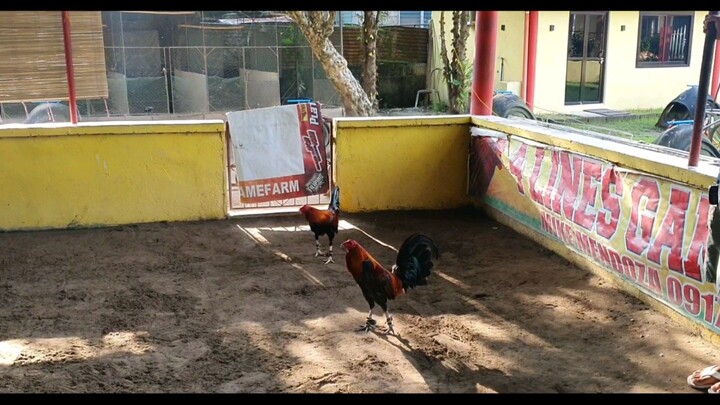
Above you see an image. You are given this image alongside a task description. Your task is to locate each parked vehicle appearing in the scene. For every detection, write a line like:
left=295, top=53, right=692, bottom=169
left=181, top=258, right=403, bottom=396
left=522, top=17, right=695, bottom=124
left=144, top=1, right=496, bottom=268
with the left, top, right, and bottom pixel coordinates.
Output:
left=656, top=85, right=720, bottom=129
left=652, top=122, right=720, bottom=158
left=492, top=92, right=535, bottom=120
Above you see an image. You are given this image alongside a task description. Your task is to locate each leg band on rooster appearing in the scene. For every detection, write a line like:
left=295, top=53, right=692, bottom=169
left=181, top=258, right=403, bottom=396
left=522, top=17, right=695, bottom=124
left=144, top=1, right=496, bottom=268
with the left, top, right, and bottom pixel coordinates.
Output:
left=324, top=245, right=334, bottom=264
left=315, top=239, right=324, bottom=256
left=359, top=309, right=377, bottom=332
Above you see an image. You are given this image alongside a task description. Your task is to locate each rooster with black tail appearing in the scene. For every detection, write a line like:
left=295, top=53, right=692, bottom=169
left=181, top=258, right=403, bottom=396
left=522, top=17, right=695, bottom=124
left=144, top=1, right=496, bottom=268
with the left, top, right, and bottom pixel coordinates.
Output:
left=341, top=233, right=439, bottom=335
left=299, top=185, right=340, bottom=264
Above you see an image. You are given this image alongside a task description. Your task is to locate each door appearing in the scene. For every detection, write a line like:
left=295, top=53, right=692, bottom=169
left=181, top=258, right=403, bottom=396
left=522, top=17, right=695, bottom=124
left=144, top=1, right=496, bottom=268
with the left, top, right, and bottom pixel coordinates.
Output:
left=565, top=12, right=608, bottom=105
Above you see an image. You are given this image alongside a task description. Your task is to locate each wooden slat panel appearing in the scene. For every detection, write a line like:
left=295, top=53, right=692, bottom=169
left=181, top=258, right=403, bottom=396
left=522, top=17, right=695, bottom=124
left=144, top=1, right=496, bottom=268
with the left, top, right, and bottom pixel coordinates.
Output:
left=0, top=11, right=108, bottom=103
left=330, top=26, right=428, bottom=66
left=330, top=27, right=363, bottom=65
left=380, top=26, right=429, bottom=63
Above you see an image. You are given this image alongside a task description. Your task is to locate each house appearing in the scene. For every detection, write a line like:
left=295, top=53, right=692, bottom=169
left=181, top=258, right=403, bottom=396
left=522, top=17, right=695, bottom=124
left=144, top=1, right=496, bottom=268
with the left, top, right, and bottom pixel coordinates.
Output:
left=429, top=11, right=709, bottom=115
left=337, top=11, right=432, bottom=28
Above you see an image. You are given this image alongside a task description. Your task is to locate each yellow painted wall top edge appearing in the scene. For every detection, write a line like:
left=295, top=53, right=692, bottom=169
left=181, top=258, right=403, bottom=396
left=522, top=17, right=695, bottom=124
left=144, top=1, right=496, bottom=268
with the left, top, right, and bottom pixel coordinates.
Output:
left=335, top=115, right=472, bottom=128
left=0, top=120, right=226, bottom=138
left=473, top=116, right=720, bottom=188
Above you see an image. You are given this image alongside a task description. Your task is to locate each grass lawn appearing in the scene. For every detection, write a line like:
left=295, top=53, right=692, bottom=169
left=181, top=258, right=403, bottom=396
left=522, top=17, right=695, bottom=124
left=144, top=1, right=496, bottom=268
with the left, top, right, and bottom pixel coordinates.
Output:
left=539, top=108, right=666, bottom=144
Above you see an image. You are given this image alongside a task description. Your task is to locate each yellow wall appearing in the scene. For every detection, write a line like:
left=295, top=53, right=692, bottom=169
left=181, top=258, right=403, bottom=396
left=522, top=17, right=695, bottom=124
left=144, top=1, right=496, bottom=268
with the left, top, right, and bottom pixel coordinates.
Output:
left=533, top=11, right=570, bottom=115
left=603, top=11, right=706, bottom=111
left=471, top=115, right=720, bottom=343
left=472, top=115, right=719, bottom=188
left=335, top=115, right=472, bottom=212
left=484, top=201, right=720, bottom=348
left=0, top=120, right=228, bottom=231
left=496, top=12, right=527, bottom=85
left=431, top=11, right=709, bottom=114
left=536, top=11, right=707, bottom=113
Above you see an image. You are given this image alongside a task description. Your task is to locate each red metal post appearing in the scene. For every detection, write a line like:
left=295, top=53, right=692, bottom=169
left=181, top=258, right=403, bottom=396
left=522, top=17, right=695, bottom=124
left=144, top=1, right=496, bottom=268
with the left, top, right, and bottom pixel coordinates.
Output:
left=62, top=11, right=79, bottom=124
left=713, top=40, right=720, bottom=100
left=689, top=10, right=719, bottom=167
left=525, top=11, right=539, bottom=112
left=470, top=11, right=499, bottom=116
left=521, top=11, right=529, bottom=101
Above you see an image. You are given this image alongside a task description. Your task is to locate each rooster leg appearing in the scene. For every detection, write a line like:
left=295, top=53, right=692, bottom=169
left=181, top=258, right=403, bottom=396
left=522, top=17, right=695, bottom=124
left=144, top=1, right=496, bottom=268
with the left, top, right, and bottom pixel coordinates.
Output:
left=385, top=312, right=396, bottom=335
left=323, top=245, right=334, bottom=264
left=356, top=309, right=377, bottom=332
left=314, top=239, right=325, bottom=256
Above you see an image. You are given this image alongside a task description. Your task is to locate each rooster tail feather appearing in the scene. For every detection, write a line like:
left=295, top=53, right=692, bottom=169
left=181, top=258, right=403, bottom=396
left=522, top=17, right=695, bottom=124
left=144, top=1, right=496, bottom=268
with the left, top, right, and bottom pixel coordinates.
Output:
left=395, top=233, right=439, bottom=291
left=328, top=185, right=340, bottom=212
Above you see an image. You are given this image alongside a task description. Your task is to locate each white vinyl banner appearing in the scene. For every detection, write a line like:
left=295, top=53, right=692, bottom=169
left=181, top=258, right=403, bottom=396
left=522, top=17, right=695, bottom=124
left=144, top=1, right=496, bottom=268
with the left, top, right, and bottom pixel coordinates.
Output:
left=226, top=103, right=329, bottom=203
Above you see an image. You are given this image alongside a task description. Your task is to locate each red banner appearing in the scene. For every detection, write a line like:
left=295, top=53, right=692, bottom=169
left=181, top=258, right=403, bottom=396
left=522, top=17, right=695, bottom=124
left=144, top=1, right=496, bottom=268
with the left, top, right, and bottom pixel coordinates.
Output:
left=469, top=131, right=720, bottom=331
left=296, top=103, right=329, bottom=197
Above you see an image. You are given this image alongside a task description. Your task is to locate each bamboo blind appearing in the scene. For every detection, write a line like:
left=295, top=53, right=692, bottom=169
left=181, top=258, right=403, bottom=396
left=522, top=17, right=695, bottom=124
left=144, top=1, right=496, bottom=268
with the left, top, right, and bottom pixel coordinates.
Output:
left=0, top=11, right=108, bottom=103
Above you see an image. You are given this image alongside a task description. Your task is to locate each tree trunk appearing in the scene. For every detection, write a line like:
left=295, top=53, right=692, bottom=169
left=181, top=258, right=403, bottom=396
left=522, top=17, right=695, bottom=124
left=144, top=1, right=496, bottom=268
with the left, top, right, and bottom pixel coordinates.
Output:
left=286, top=11, right=373, bottom=117
left=362, top=11, right=379, bottom=111
left=439, top=11, right=471, bottom=114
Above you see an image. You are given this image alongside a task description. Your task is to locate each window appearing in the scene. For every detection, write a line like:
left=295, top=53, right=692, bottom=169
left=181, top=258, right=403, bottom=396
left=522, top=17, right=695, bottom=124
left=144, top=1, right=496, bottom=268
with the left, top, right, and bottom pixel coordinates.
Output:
left=335, top=11, right=362, bottom=26
left=637, top=12, right=693, bottom=67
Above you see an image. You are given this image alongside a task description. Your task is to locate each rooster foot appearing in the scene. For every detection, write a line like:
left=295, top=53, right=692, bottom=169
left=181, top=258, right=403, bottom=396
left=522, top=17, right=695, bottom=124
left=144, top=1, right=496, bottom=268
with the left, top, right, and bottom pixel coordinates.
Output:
left=314, top=250, right=325, bottom=257
left=324, top=256, right=334, bottom=264
left=356, top=318, right=377, bottom=333
left=385, top=317, right=396, bottom=335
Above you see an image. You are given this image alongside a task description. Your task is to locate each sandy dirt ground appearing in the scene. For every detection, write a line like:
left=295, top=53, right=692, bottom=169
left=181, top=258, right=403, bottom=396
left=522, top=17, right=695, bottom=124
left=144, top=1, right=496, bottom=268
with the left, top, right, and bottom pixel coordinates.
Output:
left=1, top=208, right=720, bottom=393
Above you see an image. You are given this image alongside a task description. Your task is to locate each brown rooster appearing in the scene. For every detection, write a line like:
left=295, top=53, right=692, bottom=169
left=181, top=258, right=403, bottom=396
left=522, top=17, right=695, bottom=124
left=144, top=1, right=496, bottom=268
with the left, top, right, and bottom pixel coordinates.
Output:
left=299, top=185, right=340, bottom=264
left=341, top=233, right=439, bottom=335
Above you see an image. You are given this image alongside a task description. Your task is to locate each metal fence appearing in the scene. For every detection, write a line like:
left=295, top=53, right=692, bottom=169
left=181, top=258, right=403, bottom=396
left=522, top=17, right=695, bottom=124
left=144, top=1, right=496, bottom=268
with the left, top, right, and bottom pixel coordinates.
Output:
left=100, top=44, right=342, bottom=118
left=0, top=10, right=429, bottom=122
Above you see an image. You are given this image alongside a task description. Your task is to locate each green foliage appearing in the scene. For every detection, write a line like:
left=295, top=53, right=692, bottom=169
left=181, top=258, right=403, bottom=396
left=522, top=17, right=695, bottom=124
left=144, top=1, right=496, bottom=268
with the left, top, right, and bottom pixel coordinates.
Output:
left=553, top=109, right=665, bottom=144
left=279, top=25, right=302, bottom=46
left=432, top=100, right=449, bottom=113
left=453, top=58, right=473, bottom=114
left=439, top=11, right=472, bottom=114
